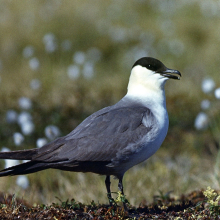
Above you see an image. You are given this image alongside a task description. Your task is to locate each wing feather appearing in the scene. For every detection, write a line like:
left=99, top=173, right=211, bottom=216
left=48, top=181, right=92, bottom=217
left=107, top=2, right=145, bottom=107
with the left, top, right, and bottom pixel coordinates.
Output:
left=33, top=106, right=156, bottom=164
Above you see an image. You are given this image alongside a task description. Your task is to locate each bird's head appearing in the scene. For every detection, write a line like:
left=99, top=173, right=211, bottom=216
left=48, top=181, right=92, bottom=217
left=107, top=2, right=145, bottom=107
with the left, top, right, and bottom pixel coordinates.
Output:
left=127, top=57, right=181, bottom=96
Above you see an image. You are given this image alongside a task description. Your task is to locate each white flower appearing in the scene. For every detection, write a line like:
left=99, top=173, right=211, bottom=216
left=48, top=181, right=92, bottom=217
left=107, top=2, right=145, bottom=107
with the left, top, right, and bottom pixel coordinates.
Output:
left=73, top=51, right=85, bottom=65
left=23, top=46, right=34, bottom=58
left=20, top=120, right=35, bottom=135
left=45, top=41, right=57, bottom=53
left=45, top=125, right=60, bottom=140
left=36, top=138, right=47, bottom=148
left=17, top=111, right=34, bottom=135
left=82, top=62, right=94, bottom=79
left=18, top=97, right=32, bottom=110
left=200, top=99, right=210, bottom=110
left=43, top=33, right=57, bottom=53
left=1, top=147, right=10, bottom=152
left=214, top=87, right=220, bottom=99
left=201, top=78, right=215, bottom=93
left=67, top=65, right=80, bottom=80
left=43, top=33, right=56, bottom=44
left=6, top=110, right=17, bottom=123
left=1, top=148, right=19, bottom=169
left=5, top=159, right=19, bottom=169
left=29, top=57, right=40, bottom=71
left=194, top=112, right=209, bottom=130
left=17, top=112, right=32, bottom=126
left=13, top=132, right=24, bottom=146
left=30, top=79, right=41, bottom=90
left=16, top=176, right=29, bottom=189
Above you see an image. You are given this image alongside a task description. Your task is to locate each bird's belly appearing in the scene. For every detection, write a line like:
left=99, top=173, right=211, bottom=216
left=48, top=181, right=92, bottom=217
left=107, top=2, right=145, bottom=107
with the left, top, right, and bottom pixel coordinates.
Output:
left=123, top=121, right=168, bottom=170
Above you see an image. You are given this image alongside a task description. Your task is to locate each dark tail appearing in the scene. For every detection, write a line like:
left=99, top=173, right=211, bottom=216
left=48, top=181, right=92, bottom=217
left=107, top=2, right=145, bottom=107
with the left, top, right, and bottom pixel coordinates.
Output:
left=0, top=148, right=69, bottom=177
left=0, top=161, right=51, bottom=177
left=0, top=149, right=38, bottom=160
left=0, top=148, right=49, bottom=177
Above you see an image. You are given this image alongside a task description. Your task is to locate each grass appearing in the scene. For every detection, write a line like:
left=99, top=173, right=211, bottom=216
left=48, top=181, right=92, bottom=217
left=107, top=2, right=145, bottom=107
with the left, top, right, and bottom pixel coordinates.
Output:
left=0, top=0, right=220, bottom=210
left=0, top=189, right=218, bottom=218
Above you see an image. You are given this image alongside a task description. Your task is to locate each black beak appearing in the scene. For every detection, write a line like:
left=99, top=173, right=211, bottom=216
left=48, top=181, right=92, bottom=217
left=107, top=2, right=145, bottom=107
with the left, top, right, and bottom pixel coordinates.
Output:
left=160, top=68, right=181, bottom=80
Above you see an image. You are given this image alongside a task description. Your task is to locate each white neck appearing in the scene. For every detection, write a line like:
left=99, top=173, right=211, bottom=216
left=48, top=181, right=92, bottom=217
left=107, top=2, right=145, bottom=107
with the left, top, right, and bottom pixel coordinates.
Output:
left=126, top=66, right=168, bottom=108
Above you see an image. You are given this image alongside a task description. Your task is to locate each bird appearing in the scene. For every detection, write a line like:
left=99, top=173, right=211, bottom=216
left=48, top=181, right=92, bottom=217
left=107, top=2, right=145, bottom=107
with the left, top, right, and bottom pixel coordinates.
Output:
left=0, top=57, right=181, bottom=205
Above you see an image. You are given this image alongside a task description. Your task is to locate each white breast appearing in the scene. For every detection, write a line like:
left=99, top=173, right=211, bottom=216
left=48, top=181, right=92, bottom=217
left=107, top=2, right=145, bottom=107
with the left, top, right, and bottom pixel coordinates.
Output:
left=141, top=101, right=169, bottom=158
left=120, top=89, right=169, bottom=171
left=114, top=65, right=170, bottom=173
left=128, top=102, right=169, bottom=168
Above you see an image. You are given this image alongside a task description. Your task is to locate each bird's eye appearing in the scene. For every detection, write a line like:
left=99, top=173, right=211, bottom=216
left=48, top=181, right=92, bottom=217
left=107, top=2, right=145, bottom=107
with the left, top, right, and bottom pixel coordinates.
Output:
left=146, top=63, right=157, bottom=71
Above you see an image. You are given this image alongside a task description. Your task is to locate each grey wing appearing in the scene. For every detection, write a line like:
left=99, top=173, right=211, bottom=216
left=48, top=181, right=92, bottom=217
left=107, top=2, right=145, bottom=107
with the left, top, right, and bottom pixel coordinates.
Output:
left=33, top=107, right=156, bottom=164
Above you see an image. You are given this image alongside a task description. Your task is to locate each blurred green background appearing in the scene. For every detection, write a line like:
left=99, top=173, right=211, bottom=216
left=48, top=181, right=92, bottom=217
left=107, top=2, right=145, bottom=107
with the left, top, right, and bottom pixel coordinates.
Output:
left=0, top=0, right=220, bottom=206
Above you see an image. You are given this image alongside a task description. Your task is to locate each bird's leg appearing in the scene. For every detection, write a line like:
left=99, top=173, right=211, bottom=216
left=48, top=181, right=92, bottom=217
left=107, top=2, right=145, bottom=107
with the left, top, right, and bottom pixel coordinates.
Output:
left=118, top=178, right=124, bottom=195
left=118, top=177, right=128, bottom=210
left=105, top=175, right=113, bottom=205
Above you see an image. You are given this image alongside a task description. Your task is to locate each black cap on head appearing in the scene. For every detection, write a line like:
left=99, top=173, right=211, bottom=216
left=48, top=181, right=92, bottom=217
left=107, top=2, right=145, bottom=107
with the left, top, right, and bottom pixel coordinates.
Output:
left=132, top=57, right=167, bottom=72
left=132, top=57, right=181, bottom=80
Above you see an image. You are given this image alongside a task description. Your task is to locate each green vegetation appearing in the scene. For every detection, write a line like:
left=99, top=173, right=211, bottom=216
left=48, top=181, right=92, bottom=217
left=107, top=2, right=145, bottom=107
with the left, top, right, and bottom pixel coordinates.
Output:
left=0, top=0, right=220, bottom=210
left=0, top=189, right=219, bottom=218
left=202, top=186, right=220, bottom=216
